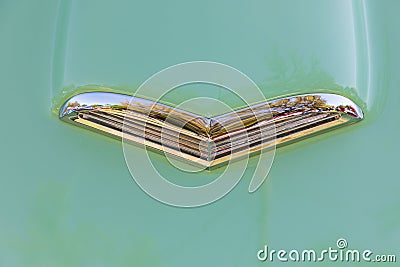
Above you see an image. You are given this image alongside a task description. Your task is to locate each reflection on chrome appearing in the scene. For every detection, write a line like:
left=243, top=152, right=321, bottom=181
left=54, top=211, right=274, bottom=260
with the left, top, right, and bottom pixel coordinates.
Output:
left=59, top=92, right=363, bottom=167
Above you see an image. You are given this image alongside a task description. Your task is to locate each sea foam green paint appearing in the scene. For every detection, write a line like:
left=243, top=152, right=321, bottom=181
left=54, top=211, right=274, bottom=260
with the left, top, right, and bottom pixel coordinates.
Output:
left=0, top=0, right=399, bottom=266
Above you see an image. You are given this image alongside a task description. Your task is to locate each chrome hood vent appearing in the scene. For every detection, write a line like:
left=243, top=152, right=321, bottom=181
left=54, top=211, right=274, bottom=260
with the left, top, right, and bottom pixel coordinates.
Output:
left=60, top=92, right=363, bottom=167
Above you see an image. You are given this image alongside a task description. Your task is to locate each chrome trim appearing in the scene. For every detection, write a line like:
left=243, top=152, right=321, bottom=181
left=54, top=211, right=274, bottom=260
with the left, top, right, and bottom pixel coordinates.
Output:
left=59, top=92, right=363, bottom=167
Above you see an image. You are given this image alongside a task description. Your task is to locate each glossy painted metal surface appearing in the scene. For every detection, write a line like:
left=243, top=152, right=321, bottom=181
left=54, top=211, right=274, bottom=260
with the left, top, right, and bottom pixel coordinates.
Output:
left=2, top=0, right=400, bottom=266
left=60, top=92, right=363, bottom=167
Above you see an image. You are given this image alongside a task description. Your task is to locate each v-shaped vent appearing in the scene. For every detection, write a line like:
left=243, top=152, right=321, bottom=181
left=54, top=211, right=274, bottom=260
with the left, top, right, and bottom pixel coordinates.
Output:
left=60, top=92, right=363, bottom=167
